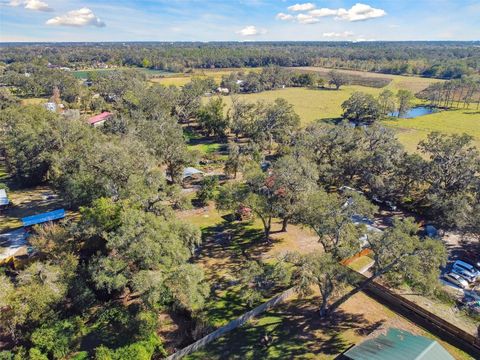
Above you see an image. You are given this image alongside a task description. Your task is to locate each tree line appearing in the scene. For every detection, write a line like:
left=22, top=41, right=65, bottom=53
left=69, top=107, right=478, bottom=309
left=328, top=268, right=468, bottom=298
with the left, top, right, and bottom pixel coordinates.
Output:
left=1, top=41, right=479, bottom=79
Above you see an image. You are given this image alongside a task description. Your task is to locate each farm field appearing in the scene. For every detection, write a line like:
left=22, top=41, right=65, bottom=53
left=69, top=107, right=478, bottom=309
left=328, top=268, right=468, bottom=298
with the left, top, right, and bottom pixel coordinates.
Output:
left=151, top=67, right=261, bottom=87
left=186, top=291, right=472, bottom=360
left=295, top=66, right=443, bottom=94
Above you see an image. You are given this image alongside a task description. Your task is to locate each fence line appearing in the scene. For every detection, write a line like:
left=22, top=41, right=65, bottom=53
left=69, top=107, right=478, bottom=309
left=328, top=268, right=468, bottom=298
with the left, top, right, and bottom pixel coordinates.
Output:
left=165, top=266, right=480, bottom=359
left=164, top=287, right=296, bottom=360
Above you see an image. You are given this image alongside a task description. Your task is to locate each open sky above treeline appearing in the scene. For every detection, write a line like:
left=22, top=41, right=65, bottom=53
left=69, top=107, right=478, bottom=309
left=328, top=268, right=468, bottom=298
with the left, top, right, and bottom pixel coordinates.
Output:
left=1, top=0, right=479, bottom=42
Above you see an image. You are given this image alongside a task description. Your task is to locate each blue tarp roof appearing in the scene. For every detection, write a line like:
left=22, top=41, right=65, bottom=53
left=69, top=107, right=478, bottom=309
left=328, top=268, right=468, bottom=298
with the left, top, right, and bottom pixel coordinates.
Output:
left=21, top=209, right=65, bottom=227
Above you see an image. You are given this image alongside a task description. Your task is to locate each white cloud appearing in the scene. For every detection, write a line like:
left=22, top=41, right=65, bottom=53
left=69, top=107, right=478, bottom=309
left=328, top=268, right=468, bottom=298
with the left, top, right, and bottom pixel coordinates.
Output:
left=276, top=12, right=294, bottom=21
left=236, top=25, right=266, bottom=36
left=8, top=0, right=52, bottom=11
left=277, top=2, right=386, bottom=24
left=287, top=3, right=316, bottom=12
left=323, top=31, right=354, bottom=38
left=335, top=3, right=386, bottom=22
left=296, top=13, right=319, bottom=24
left=46, top=8, right=106, bottom=27
left=309, top=8, right=338, bottom=17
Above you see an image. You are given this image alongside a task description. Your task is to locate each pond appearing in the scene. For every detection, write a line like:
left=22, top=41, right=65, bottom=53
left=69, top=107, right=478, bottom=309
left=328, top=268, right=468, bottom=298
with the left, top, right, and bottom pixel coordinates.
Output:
left=389, top=106, right=437, bottom=119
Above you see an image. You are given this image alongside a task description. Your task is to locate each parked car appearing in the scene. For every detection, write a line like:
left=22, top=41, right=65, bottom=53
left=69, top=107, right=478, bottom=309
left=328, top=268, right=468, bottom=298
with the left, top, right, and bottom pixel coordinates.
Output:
left=371, top=195, right=397, bottom=211
left=443, top=272, right=470, bottom=289
left=452, top=268, right=476, bottom=284
left=452, top=260, right=480, bottom=281
left=423, top=224, right=439, bottom=239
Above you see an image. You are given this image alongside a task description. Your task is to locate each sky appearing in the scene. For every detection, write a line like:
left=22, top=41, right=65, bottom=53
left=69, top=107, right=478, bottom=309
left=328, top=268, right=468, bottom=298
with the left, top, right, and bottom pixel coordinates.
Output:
left=0, top=0, right=479, bottom=42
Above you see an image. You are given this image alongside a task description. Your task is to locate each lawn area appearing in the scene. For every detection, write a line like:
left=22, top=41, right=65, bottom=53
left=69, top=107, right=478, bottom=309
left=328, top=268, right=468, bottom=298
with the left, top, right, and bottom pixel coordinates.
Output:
left=347, top=255, right=374, bottom=273
left=176, top=204, right=321, bottom=329
left=20, top=97, right=48, bottom=106
left=185, top=291, right=472, bottom=360
left=382, top=109, right=480, bottom=153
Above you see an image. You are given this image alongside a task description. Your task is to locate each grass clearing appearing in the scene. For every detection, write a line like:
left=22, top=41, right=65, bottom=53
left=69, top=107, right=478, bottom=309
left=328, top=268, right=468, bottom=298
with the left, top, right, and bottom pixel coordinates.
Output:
left=150, top=67, right=261, bottom=87
left=20, top=97, right=47, bottom=106
left=224, top=86, right=387, bottom=125
left=347, top=255, right=374, bottom=273
left=186, top=291, right=471, bottom=360
left=296, top=67, right=443, bottom=94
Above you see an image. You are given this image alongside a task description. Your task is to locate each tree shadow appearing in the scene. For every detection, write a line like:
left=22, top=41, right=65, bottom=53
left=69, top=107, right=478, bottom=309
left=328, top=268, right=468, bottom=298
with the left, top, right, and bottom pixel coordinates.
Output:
left=186, top=298, right=385, bottom=359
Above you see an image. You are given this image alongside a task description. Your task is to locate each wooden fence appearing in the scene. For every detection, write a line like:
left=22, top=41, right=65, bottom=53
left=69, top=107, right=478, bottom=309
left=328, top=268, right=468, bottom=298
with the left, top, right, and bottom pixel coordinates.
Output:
left=362, top=278, right=480, bottom=357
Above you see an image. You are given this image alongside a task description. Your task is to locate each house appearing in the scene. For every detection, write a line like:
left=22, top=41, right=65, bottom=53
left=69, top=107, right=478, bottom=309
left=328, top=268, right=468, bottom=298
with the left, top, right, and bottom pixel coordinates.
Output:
left=88, top=112, right=113, bottom=127
left=342, top=328, right=454, bottom=360
left=21, top=209, right=66, bottom=228
left=0, top=189, right=9, bottom=209
left=182, top=167, right=204, bottom=180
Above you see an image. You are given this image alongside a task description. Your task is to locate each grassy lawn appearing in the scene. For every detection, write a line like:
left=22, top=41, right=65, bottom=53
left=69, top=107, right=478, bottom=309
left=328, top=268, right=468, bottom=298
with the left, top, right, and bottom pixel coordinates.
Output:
left=347, top=255, right=374, bottom=273
left=176, top=205, right=321, bottom=329
left=186, top=291, right=472, bottom=360
left=20, top=97, right=48, bottom=106
left=382, top=109, right=480, bottom=152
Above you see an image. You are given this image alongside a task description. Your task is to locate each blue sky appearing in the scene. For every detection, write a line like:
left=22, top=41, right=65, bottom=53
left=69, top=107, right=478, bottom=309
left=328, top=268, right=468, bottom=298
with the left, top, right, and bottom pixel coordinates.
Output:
left=1, top=0, right=479, bottom=42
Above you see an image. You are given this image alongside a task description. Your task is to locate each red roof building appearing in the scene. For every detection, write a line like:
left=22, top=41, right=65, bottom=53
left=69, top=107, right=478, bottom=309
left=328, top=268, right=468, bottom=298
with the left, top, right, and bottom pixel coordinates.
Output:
left=88, top=112, right=113, bottom=126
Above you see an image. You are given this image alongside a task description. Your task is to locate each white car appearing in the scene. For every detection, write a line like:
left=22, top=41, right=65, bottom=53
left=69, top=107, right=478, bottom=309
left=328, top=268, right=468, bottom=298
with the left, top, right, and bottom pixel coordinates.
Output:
left=452, top=260, right=480, bottom=282
left=443, top=272, right=469, bottom=289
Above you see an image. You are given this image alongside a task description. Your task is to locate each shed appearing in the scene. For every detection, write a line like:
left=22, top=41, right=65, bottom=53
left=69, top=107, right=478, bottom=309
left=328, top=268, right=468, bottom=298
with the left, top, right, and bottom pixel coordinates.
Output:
left=343, top=328, right=454, bottom=360
left=182, top=167, right=204, bottom=180
left=21, top=209, right=66, bottom=227
left=88, top=112, right=113, bottom=127
left=0, top=189, right=9, bottom=208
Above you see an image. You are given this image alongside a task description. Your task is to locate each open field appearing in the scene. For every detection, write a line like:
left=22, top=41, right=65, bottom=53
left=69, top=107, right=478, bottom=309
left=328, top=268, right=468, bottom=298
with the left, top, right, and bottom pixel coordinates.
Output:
left=186, top=291, right=472, bottom=360
left=72, top=67, right=174, bottom=79
left=295, top=66, right=443, bottom=94
left=223, top=85, right=417, bottom=125
left=383, top=109, right=480, bottom=152
left=150, top=67, right=261, bottom=87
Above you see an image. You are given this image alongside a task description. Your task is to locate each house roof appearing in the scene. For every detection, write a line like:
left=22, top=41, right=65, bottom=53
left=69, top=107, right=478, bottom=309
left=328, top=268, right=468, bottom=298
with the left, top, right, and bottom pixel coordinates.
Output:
left=344, top=328, right=454, bottom=360
left=21, top=209, right=65, bottom=227
left=182, top=167, right=204, bottom=179
left=0, top=189, right=9, bottom=206
left=88, top=112, right=112, bottom=125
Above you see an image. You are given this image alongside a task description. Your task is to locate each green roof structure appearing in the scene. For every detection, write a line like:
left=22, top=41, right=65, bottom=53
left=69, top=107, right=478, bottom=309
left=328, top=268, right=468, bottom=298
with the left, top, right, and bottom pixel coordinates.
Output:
left=343, top=328, right=454, bottom=360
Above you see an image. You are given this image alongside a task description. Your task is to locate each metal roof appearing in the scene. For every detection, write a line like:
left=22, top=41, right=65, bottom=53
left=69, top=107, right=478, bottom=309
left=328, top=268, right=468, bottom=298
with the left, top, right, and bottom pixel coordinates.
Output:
left=182, top=167, right=204, bottom=179
left=344, top=328, right=454, bottom=360
left=21, top=209, right=65, bottom=227
left=0, top=189, right=9, bottom=206
left=88, top=111, right=112, bottom=125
